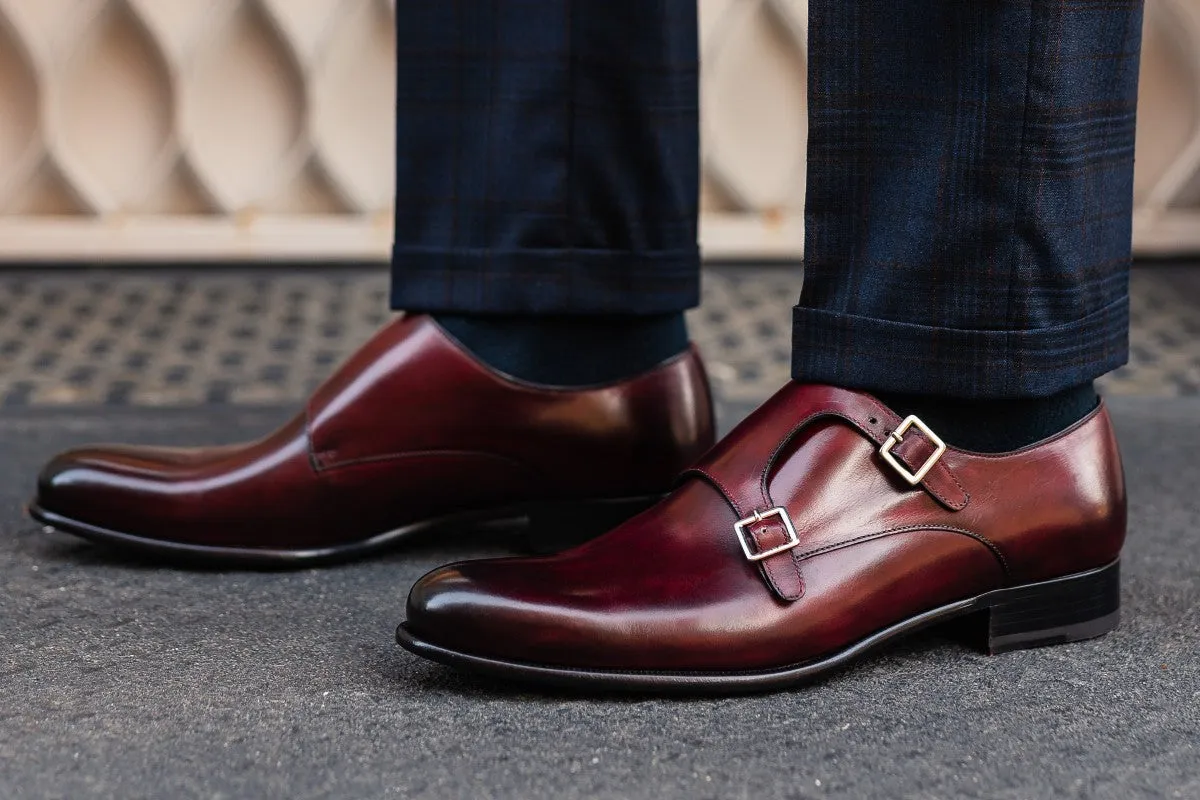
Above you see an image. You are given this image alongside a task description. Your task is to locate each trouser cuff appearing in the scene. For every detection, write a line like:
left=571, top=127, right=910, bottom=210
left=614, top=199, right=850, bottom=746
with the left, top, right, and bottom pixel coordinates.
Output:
left=791, top=297, right=1129, bottom=398
left=390, top=246, right=701, bottom=315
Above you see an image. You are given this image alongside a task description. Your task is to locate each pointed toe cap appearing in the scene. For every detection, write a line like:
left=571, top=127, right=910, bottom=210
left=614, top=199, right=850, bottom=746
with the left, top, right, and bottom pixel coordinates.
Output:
left=403, top=558, right=586, bottom=665
left=32, top=442, right=219, bottom=532
left=405, top=563, right=495, bottom=644
left=35, top=445, right=139, bottom=514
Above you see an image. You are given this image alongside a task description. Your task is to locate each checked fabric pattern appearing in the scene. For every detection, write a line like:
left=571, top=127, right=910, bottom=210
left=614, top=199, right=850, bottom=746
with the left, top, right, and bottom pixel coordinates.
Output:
left=389, top=0, right=701, bottom=316
left=795, top=0, right=1145, bottom=398
left=388, top=1, right=1144, bottom=399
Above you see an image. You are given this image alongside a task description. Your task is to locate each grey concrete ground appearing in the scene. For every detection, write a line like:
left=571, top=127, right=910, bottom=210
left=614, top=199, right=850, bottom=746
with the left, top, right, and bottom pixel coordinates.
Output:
left=3, top=397, right=1199, bottom=800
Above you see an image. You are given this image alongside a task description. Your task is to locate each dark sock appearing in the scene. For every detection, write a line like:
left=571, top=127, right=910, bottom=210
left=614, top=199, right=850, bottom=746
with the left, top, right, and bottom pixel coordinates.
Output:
left=433, top=313, right=689, bottom=387
left=876, top=383, right=1099, bottom=453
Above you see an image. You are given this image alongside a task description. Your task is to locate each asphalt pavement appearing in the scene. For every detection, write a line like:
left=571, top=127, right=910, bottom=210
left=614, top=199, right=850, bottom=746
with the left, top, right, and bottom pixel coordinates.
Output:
left=3, top=398, right=1198, bottom=799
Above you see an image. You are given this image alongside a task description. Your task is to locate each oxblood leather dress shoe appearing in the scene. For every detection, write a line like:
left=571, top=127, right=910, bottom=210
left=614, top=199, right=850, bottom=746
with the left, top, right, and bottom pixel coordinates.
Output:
left=398, top=383, right=1126, bottom=693
left=29, top=316, right=715, bottom=566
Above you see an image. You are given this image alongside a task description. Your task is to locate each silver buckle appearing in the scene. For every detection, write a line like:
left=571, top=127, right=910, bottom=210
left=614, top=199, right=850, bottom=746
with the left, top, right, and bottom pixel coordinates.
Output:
left=879, top=414, right=947, bottom=486
left=733, top=507, right=800, bottom=562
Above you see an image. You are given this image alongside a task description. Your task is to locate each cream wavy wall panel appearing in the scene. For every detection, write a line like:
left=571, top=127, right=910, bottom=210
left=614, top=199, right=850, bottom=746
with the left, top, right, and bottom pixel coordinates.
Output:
left=0, top=0, right=1193, bottom=262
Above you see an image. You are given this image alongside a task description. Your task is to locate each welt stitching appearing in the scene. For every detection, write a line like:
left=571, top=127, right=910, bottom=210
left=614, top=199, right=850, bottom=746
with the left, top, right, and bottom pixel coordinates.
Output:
left=923, top=469, right=970, bottom=511
left=311, top=449, right=530, bottom=474
left=753, top=525, right=805, bottom=601
left=680, top=468, right=745, bottom=518
left=943, top=470, right=969, bottom=505
left=758, top=407, right=967, bottom=510
left=760, top=405, right=893, bottom=499
left=795, top=524, right=1010, bottom=577
left=759, top=562, right=802, bottom=602
left=759, top=410, right=827, bottom=505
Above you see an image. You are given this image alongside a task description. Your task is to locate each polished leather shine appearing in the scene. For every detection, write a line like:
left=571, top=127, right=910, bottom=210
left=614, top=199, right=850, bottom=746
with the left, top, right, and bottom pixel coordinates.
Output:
left=400, top=382, right=1126, bottom=688
left=31, top=315, right=715, bottom=560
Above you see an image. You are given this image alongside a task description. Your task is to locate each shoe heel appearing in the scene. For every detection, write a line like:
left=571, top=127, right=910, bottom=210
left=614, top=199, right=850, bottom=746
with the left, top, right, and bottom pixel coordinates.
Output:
left=971, top=561, right=1121, bottom=655
left=524, top=495, right=661, bottom=554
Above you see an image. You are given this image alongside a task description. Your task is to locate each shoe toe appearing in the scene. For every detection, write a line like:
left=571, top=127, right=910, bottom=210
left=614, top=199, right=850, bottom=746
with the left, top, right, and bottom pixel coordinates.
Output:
left=37, top=446, right=132, bottom=512
left=33, top=444, right=206, bottom=530
left=405, top=562, right=505, bottom=648
left=405, top=557, right=601, bottom=667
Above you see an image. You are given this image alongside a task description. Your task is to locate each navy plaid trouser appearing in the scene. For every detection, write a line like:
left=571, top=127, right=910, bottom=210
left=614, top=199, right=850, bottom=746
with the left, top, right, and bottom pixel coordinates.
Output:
left=390, top=1, right=700, bottom=315
left=391, top=1, right=1144, bottom=399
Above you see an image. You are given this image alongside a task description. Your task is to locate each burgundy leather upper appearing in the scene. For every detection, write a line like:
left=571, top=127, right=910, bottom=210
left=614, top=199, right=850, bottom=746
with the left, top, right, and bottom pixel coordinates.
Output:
left=35, top=316, right=715, bottom=549
left=405, top=382, right=1126, bottom=672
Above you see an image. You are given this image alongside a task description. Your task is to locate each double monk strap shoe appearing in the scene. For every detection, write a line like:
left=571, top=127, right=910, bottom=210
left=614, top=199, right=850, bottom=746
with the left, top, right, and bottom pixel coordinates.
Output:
left=398, top=382, right=1125, bottom=693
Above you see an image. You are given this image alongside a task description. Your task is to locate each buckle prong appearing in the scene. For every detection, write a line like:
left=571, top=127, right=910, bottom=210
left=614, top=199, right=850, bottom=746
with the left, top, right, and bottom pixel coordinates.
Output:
left=733, top=507, right=800, bottom=562
left=879, top=414, right=947, bottom=486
